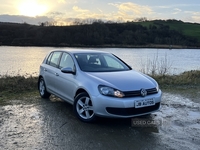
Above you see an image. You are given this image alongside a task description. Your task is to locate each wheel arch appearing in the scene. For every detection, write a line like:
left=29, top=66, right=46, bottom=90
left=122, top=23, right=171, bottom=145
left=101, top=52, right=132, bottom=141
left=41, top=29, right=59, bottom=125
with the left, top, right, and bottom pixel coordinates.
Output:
left=73, top=89, right=96, bottom=122
left=74, top=88, right=89, bottom=99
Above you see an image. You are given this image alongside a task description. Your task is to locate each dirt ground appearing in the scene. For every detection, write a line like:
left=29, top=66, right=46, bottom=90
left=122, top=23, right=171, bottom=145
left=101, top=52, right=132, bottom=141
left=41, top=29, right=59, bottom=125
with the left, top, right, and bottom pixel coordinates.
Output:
left=0, top=92, right=200, bottom=150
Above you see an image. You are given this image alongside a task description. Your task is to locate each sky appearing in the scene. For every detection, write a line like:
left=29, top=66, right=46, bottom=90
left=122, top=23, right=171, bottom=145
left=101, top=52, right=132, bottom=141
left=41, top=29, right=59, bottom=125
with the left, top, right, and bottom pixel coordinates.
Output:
left=0, top=0, right=200, bottom=25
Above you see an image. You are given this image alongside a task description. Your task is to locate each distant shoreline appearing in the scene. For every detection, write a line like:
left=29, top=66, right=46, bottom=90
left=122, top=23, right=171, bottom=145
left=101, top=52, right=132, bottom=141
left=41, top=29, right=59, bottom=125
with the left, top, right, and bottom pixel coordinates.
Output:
left=1, top=44, right=200, bottom=49
left=1, top=20, right=200, bottom=49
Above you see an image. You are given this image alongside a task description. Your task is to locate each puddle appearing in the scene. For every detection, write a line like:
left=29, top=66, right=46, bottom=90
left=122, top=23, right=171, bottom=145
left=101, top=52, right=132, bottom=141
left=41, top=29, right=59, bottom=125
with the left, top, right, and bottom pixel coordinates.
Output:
left=153, top=93, right=200, bottom=150
left=0, top=92, right=199, bottom=150
left=0, top=104, right=44, bottom=149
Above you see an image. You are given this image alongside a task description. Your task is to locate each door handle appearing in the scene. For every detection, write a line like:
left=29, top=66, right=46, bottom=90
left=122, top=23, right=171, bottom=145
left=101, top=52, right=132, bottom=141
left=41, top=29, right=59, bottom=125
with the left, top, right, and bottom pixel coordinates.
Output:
left=55, top=73, right=59, bottom=76
left=44, top=68, right=47, bottom=71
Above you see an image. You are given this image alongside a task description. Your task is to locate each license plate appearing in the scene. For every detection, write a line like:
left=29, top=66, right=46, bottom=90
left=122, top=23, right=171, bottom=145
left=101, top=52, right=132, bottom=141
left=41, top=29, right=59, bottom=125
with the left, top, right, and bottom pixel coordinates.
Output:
left=135, top=98, right=155, bottom=108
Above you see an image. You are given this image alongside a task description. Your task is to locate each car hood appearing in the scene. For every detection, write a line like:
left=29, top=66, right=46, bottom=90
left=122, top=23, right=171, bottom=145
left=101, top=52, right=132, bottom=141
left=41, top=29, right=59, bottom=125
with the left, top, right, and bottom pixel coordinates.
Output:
left=85, top=70, right=156, bottom=91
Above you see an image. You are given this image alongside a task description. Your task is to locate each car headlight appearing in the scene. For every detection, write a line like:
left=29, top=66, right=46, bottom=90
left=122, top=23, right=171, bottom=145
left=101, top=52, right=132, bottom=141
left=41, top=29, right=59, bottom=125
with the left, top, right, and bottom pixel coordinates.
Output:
left=98, top=85, right=124, bottom=98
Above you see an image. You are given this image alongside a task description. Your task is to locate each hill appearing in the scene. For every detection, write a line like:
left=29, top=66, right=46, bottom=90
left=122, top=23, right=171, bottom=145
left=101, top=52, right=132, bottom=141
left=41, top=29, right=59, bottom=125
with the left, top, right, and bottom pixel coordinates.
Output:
left=0, top=20, right=200, bottom=48
left=137, top=19, right=200, bottom=43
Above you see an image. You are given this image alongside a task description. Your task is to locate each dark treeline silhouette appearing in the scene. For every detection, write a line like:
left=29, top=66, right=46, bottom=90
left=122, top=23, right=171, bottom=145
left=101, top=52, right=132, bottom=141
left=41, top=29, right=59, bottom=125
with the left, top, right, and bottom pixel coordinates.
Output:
left=0, top=20, right=199, bottom=48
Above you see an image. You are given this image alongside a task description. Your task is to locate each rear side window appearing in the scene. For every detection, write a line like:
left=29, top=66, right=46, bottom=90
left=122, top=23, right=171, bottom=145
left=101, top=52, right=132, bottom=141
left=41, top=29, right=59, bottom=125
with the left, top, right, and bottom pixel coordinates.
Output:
left=46, top=52, right=53, bottom=64
left=47, top=52, right=62, bottom=67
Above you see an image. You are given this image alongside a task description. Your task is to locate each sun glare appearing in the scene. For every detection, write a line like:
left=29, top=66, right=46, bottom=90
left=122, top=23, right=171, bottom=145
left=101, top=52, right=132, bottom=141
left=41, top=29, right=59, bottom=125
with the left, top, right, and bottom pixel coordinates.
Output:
left=18, top=1, right=47, bottom=17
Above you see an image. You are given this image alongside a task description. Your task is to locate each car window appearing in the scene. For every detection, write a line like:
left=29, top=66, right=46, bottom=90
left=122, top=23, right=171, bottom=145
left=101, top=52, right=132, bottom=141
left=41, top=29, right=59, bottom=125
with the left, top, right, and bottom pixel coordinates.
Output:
left=59, top=52, right=74, bottom=69
left=46, top=52, right=53, bottom=65
left=48, top=52, right=62, bottom=67
left=88, top=55, right=101, bottom=65
left=104, top=55, right=124, bottom=69
left=75, top=53, right=130, bottom=72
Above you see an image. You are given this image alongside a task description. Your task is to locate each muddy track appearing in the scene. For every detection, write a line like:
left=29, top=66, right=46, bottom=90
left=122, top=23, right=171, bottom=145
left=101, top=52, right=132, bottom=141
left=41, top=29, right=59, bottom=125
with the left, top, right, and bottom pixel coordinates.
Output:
left=0, top=93, right=200, bottom=150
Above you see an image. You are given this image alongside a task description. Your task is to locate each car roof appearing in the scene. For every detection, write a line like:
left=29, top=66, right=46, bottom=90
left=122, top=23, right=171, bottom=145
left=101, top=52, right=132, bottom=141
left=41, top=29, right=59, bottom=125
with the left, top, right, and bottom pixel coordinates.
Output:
left=50, top=49, right=110, bottom=54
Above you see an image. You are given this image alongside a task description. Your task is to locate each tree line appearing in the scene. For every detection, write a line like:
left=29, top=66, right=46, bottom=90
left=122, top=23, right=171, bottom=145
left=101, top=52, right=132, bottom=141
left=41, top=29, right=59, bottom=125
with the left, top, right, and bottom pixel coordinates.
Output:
left=0, top=20, right=199, bottom=48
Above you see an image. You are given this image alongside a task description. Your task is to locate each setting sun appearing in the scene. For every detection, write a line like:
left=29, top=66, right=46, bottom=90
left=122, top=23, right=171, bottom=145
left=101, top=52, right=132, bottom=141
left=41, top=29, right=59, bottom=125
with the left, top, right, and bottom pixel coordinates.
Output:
left=18, top=1, right=47, bottom=17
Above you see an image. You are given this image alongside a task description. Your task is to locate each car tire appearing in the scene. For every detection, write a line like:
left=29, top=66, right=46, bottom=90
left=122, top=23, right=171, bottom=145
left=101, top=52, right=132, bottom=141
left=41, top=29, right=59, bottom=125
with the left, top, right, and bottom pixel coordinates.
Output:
left=38, top=77, right=51, bottom=98
left=74, top=92, right=96, bottom=122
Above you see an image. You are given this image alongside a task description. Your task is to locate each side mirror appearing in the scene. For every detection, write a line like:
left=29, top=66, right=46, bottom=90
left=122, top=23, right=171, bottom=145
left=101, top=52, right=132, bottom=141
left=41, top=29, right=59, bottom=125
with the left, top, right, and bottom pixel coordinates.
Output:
left=61, top=67, right=76, bottom=75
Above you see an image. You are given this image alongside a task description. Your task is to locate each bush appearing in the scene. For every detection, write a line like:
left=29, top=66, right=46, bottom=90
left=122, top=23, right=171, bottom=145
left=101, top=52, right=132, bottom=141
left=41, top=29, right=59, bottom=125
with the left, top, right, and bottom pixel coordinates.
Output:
left=140, top=52, right=172, bottom=76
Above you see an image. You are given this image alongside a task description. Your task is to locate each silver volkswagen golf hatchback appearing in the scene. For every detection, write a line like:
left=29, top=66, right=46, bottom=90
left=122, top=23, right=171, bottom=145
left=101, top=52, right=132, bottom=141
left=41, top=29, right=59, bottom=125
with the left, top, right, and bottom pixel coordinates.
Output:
left=38, top=49, right=162, bottom=122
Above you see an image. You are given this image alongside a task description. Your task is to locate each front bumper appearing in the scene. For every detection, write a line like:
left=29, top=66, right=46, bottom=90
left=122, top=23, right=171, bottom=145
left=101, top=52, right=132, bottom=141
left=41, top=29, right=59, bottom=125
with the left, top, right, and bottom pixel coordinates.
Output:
left=91, top=90, right=162, bottom=118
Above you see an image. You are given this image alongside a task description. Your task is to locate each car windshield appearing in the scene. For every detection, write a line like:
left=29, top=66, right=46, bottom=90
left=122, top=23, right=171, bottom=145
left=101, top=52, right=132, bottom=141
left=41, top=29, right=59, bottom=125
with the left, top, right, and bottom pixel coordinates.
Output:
left=74, top=53, right=131, bottom=72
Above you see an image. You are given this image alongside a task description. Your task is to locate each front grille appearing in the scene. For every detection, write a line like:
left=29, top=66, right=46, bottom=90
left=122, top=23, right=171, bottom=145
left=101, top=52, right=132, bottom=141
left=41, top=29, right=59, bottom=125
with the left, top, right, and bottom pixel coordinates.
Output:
left=123, top=88, right=158, bottom=97
left=106, top=102, right=160, bottom=116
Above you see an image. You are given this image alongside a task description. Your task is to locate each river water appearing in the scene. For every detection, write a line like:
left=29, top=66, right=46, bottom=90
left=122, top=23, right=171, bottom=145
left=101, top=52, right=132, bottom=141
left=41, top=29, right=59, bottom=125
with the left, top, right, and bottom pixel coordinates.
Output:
left=0, top=46, right=199, bottom=76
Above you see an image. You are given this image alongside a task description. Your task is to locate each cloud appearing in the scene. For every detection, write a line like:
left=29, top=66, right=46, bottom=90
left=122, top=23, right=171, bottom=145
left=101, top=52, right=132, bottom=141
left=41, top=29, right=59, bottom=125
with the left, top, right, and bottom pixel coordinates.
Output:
left=184, top=11, right=200, bottom=23
left=172, top=8, right=182, bottom=14
left=109, top=2, right=153, bottom=21
left=0, top=1, right=19, bottom=14
left=192, top=15, right=200, bottom=23
left=97, top=8, right=103, bottom=13
left=64, top=2, right=154, bottom=23
left=156, top=4, right=198, bottom=9
left=110, top=2, right=153, bottom=15
left=71, top=6, right=106, bottom=20
left=73, top=6, right=89, bottom=13
left=57, top=0, right=66, bottom=3
left=166, top=10, right=200, bottom=23
left=0, top=14, right=53, bottom=25
left=1, top=1, right=200, bottom=25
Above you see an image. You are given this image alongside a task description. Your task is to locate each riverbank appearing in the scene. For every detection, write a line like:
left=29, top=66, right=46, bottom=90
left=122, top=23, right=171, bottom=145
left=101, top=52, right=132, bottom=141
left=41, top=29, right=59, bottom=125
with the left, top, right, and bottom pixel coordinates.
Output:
left=1, top=44, right=200, bottom=49
left=153, top=70, right=200, bottom=103
left=0, top=70, right=199, bottom=102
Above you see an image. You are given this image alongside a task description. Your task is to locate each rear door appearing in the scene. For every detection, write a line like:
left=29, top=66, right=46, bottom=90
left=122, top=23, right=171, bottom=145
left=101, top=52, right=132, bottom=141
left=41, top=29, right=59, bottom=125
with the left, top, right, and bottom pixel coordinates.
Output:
left=43, top=51, right=62, bottom=93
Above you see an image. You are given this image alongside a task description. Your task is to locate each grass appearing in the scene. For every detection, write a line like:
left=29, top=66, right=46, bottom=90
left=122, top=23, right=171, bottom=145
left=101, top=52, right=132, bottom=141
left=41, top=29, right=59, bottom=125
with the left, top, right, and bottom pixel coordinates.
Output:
left=136, top=20, right=200, bottom=42
left=152, top=70, right=200, bottom=103
left=0, top=74, right=38, bottom=101
left=0, top=70, right=200, bottom=102
left=139, top=53, right=200, bottom=102
left=153, top=70, right=200, bottom=88
left=162, top=21, right=200, bottom=41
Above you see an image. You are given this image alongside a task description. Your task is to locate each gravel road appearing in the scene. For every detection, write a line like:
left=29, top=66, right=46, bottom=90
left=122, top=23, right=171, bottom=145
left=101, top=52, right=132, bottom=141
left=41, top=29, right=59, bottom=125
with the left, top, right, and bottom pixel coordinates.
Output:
left=0, top=92, right=200, bottom=150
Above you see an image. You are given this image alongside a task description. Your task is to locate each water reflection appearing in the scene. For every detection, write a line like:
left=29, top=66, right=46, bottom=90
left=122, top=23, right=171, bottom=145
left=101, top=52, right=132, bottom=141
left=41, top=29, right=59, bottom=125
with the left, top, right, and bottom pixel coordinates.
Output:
left=0, top=46, right=53, bottom=76
left=1, top=92, right=200, bottom=149
left=0, top=46, right=199, bottom=76
left=1, top=104, right=44, bottom=149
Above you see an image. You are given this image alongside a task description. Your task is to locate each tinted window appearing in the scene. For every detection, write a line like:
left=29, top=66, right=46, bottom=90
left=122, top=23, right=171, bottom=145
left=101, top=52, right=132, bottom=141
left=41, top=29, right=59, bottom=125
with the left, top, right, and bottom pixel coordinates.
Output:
left=48, top=52, right=62, bottom=67
left=75, top=53, right=130, bottom=72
